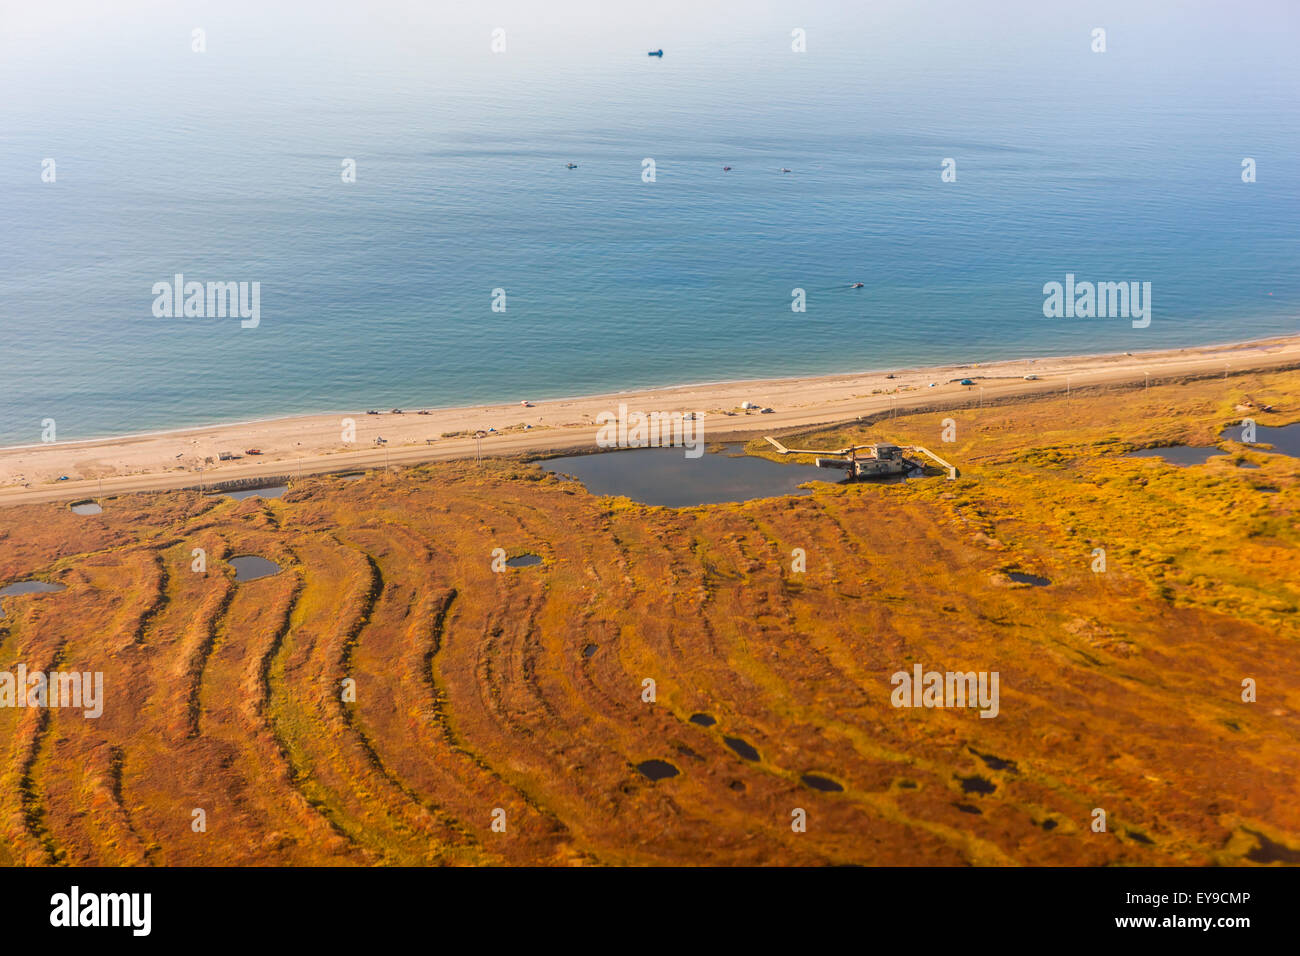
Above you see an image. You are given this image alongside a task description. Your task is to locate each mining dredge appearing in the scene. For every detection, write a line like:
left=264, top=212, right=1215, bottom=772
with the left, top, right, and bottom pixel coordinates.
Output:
left=764, top=437, right=958, bottom=480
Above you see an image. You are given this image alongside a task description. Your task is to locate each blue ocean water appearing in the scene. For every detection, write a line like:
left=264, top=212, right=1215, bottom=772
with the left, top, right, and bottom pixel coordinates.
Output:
left=1, top=1, right=1297, bottom=446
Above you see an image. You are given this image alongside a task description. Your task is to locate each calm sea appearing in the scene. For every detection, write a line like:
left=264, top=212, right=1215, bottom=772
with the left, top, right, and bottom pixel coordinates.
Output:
left=1, top=1, right=1297, bottom=446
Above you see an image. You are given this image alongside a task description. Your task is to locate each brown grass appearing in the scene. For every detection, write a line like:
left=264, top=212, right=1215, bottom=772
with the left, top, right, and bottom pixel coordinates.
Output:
left=0, top=369, right=1297, bottom=865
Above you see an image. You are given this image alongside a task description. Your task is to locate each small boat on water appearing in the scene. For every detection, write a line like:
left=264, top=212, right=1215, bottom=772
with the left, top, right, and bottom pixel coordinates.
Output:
left=722, top=166, right=732, bottom=171
left=648, top=49, right=663, bottom=57
left=850, top=282, right=864, bottom=289
left=565, top=163, right=578, bottom=169
left=779, top=167, right=792, bottom=173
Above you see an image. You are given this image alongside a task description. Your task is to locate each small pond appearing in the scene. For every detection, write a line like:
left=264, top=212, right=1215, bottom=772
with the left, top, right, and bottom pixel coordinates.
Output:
left=635, top=759, right=680, bottom=781
left=801, top=774, right=845, bottom=792
left=723, top=736, right=761, bottom=761
left=1126, top=423, right=1300, bottom=467
left=1007, top=572, right=1051, bottom=587
left=0, top=580, right=66, bottom=619
left=543, top=444, right=832, bottom=507
left=1125, top=447, right=1226, bottom=466
left=1219, top=422, right=1300, bottom=457
left=228, top=555, right=282, bottom=582
left=222, top=485, right=288, bottom=501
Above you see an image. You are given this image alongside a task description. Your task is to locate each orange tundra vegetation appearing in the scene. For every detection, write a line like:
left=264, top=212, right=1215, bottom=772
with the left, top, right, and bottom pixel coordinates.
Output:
left=0, top=369, right=1297, bottom=866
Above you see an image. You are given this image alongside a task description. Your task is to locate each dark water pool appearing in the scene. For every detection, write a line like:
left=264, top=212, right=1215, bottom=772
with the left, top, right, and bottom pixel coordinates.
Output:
left=1125, top=446, right=1226, bottom=466
left=1245, top=829, right=1300, bottom=863
left=543, top=445, right=832, bottom=507
left=70, top=500, right=102, bottom=515
left=1220, top=422, right=1300, bottom=457
left=1007, top=572, right=1051, bottom=586
left=959, top=774, right=997, bottom=795
left=228, top=555, right=282, bottom=582
left=723, top=736, right=761, bottom=761
left=506, top=554, right=542, bottom=568
left=0, top=580, right=66, bottom=618
left=223, top=485, right=288, bottom=501
left=1126, top=424, right=1300, bottom=467
left=801, top=774, right=844, bottom=792
left=635, top=759, right=680, bottom=781
left=1, top=580, right=65, bottom=597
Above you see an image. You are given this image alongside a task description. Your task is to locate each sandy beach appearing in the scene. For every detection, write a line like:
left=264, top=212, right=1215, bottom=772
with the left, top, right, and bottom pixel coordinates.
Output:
left=3, top=334, right=1297, bottom=508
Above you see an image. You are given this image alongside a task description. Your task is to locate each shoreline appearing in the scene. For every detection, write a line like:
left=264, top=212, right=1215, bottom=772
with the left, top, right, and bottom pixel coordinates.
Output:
left=3, top=333, right=1299, bottom=508
left=4, top=329, right=1296, bottom=454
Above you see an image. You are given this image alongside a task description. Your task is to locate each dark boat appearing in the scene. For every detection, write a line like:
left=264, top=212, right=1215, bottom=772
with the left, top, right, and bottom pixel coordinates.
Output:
left=648, top=49, right=663, bottom=57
